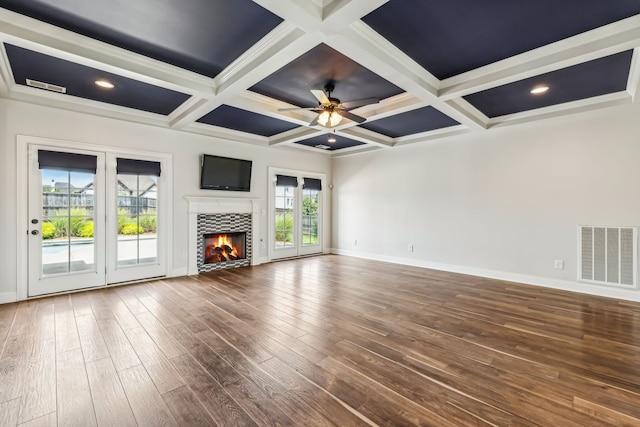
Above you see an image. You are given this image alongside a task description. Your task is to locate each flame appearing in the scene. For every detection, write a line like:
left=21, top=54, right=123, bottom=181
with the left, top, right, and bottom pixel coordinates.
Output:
left=213, top=234, right=235, bottom=250
left=204, top=233, right=242, bottom=262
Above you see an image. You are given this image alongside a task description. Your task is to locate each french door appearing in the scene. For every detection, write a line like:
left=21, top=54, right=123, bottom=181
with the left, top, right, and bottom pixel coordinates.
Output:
left=269, top=168, right=324, bottom=260
left=28, top=147, right=106, bottom=295
left=26, top=143, right=167, bottom=297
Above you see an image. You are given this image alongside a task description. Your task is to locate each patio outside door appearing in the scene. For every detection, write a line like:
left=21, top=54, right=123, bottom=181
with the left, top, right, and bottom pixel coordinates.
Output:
left=269, top=168, right=324, bottom=260
left=28, top=147, right=106, bottom=296
left=26, top=144, right=167, bottom=297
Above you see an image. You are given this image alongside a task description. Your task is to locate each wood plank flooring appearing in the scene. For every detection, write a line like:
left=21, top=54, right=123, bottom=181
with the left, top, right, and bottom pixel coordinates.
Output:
left=1, top=254, right=640, bottom=426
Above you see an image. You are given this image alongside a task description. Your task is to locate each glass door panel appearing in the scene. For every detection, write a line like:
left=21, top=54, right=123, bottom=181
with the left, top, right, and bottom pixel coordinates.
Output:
left=270, top=170, right=324, bottom=260
left=302, top=188, right=319, bottom=247
left=29, top=148, right=105, bottom=296
left=275, top=185, right=296, bottom=250
left=108, top=156, right=164, bottom=284
left=116, top=174, right=158, bottom=267
left=41, top=170, right=96, bottom=275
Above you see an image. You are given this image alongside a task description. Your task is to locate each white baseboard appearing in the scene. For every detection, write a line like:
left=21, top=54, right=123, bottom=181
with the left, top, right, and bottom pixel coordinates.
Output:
left=169, top=267, right=188, bottom=278
left=254, top=256, right=269, bottom=266
left=0, top=292, right=17, bottom=304
left=330, top=248, right=640, bottom=302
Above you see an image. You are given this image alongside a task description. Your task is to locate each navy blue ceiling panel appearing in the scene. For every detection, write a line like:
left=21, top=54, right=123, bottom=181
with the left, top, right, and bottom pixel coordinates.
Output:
left=294, top=134, right=366, bottom=151
left=360, top=106, right=459, bottom=138
left=5, top=44, right=190, bottom=115
left=197, top=105, right=299, bottom=137
left=0, top=0, right=282, bottom=77
left=464, top=51, right=633, bottom=118
left=363, top=0, right=640, bottom=80
left=250, top=44, right=404, bottom=107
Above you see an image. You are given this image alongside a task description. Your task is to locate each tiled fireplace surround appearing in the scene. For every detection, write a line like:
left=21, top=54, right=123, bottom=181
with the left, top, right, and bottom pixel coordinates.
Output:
left=185, top=197, right=260, bottom=275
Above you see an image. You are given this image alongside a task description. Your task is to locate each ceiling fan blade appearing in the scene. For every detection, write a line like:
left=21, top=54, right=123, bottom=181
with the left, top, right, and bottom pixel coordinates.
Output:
left=310, top=89, right=330, bottom=105
left=278, top=106, right=319, bottom=112
left=340, top=97, right=379, bottom=109
left=308, top=115, right=320, bottom=127
left=339, top=111, right=367, bottom=124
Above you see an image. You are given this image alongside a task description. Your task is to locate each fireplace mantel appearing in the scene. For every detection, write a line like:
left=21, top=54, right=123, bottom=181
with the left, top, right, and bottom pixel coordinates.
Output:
left=185, top=196, right=261, bottom=275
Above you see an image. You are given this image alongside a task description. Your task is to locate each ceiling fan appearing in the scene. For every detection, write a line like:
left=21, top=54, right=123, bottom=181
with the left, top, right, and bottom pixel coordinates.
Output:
left=278, top=83, right=379, bottom=128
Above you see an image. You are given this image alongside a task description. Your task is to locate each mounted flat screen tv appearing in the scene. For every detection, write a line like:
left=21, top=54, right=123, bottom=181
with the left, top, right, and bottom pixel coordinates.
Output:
left=200, top=154, right=252, bottom=192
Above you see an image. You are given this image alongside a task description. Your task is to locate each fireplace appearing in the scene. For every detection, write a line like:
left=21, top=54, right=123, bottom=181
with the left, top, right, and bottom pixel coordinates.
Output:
left=186, top=196, right=260, bottom=275
left=195, top=211, right=253, bottom=273
left=203, top=232, right=246, bottom=264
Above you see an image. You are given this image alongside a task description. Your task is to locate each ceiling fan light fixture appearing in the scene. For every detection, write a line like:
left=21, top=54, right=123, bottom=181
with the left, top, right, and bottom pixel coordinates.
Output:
left=318, top=110, right=342, bottom=127
left=317, top=110, right=330, bottom=126
left=329, top=111, right=342, bottom=127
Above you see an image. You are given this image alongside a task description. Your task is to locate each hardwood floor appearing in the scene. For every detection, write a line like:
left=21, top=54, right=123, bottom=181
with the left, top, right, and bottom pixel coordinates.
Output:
left=1, top=254, right=640, bottom=426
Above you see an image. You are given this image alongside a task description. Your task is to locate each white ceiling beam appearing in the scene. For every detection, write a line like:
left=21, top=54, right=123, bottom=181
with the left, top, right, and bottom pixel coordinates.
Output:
left=440, top=15, right=640, bottom=100
left=0, top=9, right=214, bottom=95
left=331, top=144, right=382, bottom=158
left=353, top=92, right=427, bottom=122
left=0, top=41, right=12, bottom=96
left=488, top=92, right=631, bottom=129
left=167, top=97, right=211, bottom=128
left=338, top=126, right=394, bottom=148
left=268, top=127, right=325, bottom=146
left=320, top=0, right=389, bottom=35
left=171, top=24, right=320, bottom=128
left=627, top=47, right=640, bottom=101
left=227, top=90, right=314, bottom=126
left=183, top=122, right=269, bottom=147
left=329, top=22, right=486, bottom=130
left=214, top=22, right=310, bottom=94
left=252, top=0, right=323, bottom=32
left=253, top=0, right=389, bottom=36
left=8, top=84, right=172, bottom=128
left=280, top=141, right=333, bottom=156
left=393, top=125, right=470, bottom=147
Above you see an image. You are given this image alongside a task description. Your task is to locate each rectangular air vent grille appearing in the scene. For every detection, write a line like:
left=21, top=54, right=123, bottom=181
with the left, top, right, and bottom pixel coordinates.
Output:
left=25, top=79, right=67, bottom=94
left=579, top=225, right=637, bottom=288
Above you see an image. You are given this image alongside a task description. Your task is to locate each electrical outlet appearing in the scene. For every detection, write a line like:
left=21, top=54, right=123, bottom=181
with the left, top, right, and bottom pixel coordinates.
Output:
left=354, top=239, right=357, bottom=246
left=182, top=251, right=188, bottom=259
left=554, top=259, right=564, bottom=270
left=408, top=244, right=414, bottom=252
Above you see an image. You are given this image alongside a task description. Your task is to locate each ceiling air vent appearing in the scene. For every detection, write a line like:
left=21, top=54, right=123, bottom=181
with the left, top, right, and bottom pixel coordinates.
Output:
left=578, top=225, right=637, bottom=288
left=26, top=79, right=67, bottom=94
left=315, top=145, right=330, bottom=150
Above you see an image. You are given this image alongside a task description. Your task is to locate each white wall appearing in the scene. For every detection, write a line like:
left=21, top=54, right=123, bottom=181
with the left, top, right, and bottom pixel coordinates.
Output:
left=0, top=98, right=331, bottom=302
left=332, top=100, right=640, bottom=301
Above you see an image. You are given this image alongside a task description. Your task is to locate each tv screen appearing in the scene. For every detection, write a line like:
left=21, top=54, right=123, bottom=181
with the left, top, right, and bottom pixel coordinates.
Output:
left=200, top=154, right=252, bottom=192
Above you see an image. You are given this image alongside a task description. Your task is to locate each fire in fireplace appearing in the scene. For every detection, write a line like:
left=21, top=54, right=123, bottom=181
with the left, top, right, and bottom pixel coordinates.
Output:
left=203, top=232, right=246, bottom=264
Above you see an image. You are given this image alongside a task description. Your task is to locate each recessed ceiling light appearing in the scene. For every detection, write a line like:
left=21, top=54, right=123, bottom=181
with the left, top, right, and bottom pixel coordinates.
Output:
left=95, top=80, right=114, bottom=89
left=328, top=136, right=336, bottom=143
left=530, top=85, right=549, bottom=95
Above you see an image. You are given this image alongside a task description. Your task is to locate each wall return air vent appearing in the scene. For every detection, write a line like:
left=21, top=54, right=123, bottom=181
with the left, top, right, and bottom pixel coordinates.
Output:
left=578, top=225, right=637, bottom=288
left=25, top=79, right=67, bottom=94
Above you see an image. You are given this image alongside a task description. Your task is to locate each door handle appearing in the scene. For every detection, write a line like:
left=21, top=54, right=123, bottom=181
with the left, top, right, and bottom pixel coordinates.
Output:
left=31, top=230, right=39, bottom=235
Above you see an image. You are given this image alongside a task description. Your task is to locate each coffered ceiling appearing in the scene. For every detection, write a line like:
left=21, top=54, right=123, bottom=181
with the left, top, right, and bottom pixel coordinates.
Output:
left=1, top=0, right=639, bottom=156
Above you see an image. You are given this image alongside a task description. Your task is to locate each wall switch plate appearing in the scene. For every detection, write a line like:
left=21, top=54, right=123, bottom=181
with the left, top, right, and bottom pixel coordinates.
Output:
left=554, top=260, right=564, bottom=270
left=408, top=244, right=414, bottom=252
left=182, top=251, right=188, bottom=259
left=354, top=239, right=357, bottom=246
